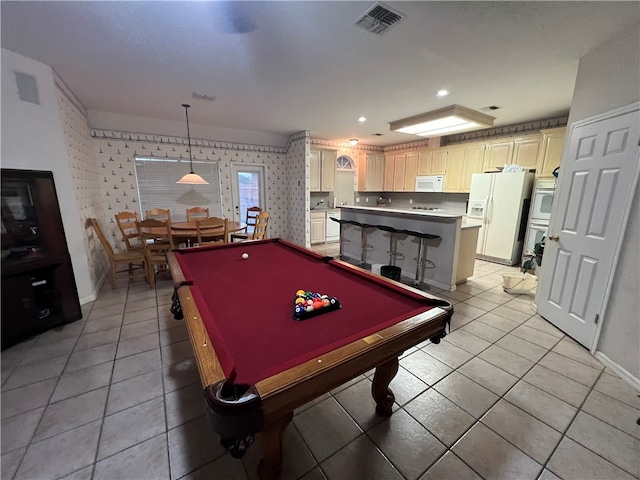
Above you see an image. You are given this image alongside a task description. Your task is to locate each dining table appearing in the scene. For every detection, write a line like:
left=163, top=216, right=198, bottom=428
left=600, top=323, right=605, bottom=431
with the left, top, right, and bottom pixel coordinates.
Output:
left=141, top=220, right=246, bottom=245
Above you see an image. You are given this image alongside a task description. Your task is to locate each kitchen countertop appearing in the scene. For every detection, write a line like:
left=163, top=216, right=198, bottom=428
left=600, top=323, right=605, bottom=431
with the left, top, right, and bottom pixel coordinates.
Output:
left=339, top=205, right=465, bottom=219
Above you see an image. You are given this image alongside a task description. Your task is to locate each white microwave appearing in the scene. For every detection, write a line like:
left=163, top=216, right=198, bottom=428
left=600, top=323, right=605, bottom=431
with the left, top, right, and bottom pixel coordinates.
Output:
left=415, top=175, right=444, bottom=192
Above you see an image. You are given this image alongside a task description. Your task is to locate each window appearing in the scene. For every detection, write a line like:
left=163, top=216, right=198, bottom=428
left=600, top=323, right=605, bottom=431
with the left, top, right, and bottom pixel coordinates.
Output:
left=134, top=157, right=222, bottom=221
left=336, top=155, right=354, bottom=170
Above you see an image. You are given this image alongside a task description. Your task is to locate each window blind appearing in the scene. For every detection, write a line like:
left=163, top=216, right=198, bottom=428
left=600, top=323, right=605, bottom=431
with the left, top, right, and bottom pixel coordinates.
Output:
left=134, top=157, right=222, bottom=221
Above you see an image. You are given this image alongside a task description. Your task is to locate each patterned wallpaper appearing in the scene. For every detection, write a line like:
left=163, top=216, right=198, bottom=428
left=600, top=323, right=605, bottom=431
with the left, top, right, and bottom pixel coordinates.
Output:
left=56, top=85, right=107, bottom=290
left=90, top=129, right=308, bottom=251
left=288, top=132, right=309, bottom=246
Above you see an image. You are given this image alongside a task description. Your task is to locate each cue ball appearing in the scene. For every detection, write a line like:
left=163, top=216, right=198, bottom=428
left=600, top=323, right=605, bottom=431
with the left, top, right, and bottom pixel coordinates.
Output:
left=242, top=253, right=249, bottom=259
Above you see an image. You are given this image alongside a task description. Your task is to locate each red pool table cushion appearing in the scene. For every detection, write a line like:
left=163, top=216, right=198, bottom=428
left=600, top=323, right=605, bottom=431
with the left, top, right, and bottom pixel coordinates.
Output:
left=175, top=240, right=437, bottom=385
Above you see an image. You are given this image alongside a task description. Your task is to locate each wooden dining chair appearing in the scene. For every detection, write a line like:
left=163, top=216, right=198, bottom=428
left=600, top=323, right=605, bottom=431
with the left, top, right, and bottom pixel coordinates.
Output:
left=146, top=208, right=173, bottom=225
left=90, top=218, right=146, bottom=289
left=250, top=211, right=270, bottom=240
left=115, top=211, right=143, bottom=252
left=186, top=207, right=209, bottom=222
left=136, top=218, right=175, bottom=288
left=196, top=217, right=228, bottom=245
left=230, top=206, right=262, bottom=242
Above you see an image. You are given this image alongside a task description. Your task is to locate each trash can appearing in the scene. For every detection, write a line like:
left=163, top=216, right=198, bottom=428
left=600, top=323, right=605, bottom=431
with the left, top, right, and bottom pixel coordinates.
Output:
left=380, top=265, right=402, bottom=281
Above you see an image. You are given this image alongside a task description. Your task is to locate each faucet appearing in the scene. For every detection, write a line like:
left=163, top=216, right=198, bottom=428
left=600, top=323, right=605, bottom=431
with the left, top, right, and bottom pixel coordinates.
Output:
left=316, top=199, right=324, bottom=207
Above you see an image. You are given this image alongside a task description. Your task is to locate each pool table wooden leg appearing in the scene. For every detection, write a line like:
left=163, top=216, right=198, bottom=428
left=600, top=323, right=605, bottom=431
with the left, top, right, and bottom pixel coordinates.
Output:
left=372, top=357, right=399, bottom=416
left=257, top=411, right=293, bottom=480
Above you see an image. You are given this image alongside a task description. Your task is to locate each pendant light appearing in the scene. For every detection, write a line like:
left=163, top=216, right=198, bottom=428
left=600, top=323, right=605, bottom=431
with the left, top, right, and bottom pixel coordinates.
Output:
left=177, top=103, right=209, bottom=185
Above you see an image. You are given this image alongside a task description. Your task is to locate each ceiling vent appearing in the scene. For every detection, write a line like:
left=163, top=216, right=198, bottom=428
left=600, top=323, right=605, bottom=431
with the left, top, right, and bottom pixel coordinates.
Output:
left=192, top=92, right=217, bottom=102
left=481, top=105, right=501, bottom=111
left=354, top=2, right=404, bottom=35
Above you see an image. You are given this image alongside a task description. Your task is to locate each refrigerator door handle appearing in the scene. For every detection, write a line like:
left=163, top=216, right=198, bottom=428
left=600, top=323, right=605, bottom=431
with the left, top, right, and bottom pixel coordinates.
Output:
left=486, top=195, right=493, bottom=224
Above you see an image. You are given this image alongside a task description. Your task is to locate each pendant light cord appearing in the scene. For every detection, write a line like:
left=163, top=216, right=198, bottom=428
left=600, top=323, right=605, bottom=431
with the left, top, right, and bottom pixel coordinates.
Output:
left=182, top=103, right=194, bottom=174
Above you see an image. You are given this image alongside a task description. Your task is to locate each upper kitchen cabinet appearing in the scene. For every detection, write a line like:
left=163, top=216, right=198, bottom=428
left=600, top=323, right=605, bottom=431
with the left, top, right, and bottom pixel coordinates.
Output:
left=310, top=149, right=337, bottom=192
left=460, top=143, right=486, bottom=192
left=513, top=137, right=542, bottom=169
left=385, top=151, right=418, bottom=191
left=536, top=127, right=566, bottom=177
left=431, top=149, right=447, bottom=175
left=484, top=140, right=514, bottom=172
left=357, top=152, right=385, bottom=191
left=417, top=148, right=432, bottom=175
left=443, top=146, right=465, bottom=192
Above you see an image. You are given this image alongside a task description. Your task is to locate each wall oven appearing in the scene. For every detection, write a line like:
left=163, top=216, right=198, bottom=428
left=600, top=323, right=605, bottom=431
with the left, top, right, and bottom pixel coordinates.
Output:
left=530, top=179, right=556, bottom=221
left=525, top=223, right=548, bottom=255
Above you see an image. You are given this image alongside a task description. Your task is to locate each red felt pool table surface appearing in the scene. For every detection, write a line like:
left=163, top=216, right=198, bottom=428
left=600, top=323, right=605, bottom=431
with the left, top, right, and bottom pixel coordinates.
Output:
left=172, top=239, right=441, bottom=385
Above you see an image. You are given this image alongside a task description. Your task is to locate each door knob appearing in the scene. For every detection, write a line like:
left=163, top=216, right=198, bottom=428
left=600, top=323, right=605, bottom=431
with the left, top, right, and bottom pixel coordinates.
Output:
left=548, top=235, right=559, bottom=241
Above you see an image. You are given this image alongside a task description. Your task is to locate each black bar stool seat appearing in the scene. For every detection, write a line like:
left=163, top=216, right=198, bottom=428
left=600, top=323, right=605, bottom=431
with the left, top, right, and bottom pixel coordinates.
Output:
left=330, top=218, right=373, bottom=267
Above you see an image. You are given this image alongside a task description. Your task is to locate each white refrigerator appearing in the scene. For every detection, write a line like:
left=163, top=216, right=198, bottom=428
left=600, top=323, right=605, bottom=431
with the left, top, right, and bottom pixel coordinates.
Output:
left=466, top=171, right=534, bottom=265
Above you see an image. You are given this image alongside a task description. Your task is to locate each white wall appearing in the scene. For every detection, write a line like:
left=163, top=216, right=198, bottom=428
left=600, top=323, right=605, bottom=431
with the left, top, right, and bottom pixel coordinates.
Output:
left=1, top=48, right=95, bottom=302
left=567, top=25, right=640, bottom=378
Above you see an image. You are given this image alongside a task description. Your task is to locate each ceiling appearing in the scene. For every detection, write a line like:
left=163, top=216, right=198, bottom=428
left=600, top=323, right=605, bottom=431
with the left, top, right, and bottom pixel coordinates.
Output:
left=2, top=1, right=638, bottom=146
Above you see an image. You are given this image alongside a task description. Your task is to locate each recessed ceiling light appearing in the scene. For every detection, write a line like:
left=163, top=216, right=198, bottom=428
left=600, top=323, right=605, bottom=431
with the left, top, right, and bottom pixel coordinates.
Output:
left=349, top=139, right=359, bottom=146
left=358, top=117, right=366, bottom=122
left=436, top=90, right=449, bottom=97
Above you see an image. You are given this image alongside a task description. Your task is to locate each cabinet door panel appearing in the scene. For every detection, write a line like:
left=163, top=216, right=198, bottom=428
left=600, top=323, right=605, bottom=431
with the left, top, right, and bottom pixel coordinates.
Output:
left=321, top=150, right=337, bottom=191
left=374, top=155, right=385, bottom=191
left=537, top=128, right=566, bottom=177
left=310, top=217, right=326, bottom=244
left=444, top=148, right=464, bottom=192
left=310, top=150, right=321, bottom=191
left=417, top=149, right=432, bottom=175
left=461, top=144, right=486, bottom=192
left=431, top=150, right=447, bottom=174
left=485, top=141, right=514, bottom=171
left=404, top=153, right=417, bottom=191
left=392, top=155, right=406, bottom=191
left=383, top=155, right=395, bottom=191
left=513, top=137, right=541, bottom=168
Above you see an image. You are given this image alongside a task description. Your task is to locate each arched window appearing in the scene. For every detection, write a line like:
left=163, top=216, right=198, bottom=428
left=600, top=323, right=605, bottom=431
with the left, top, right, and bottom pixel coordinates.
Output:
left=336, top=155, right=354, bottom=170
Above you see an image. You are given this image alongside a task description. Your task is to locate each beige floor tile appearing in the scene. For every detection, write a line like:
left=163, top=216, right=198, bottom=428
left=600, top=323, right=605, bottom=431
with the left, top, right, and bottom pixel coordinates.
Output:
left=50, top=362, right=113, bottom=403
left=495, top=334, right=548, bottom=362
left=321, top=435, right=403, bottom=480
left=551, top=338, right=604, bottom=369
left=58, top=465, right=93, bottom=480
left=400, top=350, right=453, bottom=386
left=369, top=409, right=446, bottom=480
left=74, top=327, right=121, bottom=352
left=463, top=297, right=500, bottom=312
left=547, top=437, right=635, bottom=480
left=491, top=305, right=533, bottom=324
left=65, top=342, right=117, bottom=373
left=460, top=321, right=506, bottom=343
left=478, top=344, right=534, bottom=377
left=594, top=373, right=640, bottom=408
left=476, top=311, right=520, bottom=332
left=165, top=383, right=207, bottom=430
left=163, top=358, right=200, bottom=393
left=567, top=411, right=639, bottom=476
left=511, top=325, right=561, bottom=349
left=449, top=313, right=475, bottom=331
left=505, top=381, right=577, bottom=432
left=294, top=397, right=362, bottom=462
left=433, top=372, right=499, bottom=418
left=112, top=348, right=161, bottom=383
left=439, top=290, right=473, bottom=302
left=453, top=422, right=541, bottom=480
left=1, top=407, right=44, bottom=454
left=125, top=296, right=159, bottom=313
left=538, top=469, right=561, bottom=480
left=389, top=367, right=429, bottom=406
left=160, top=323, right=190, bottom=346
left=481, top=400, right=562, bottom=464
left=1, top=377, right=57, bottom=419
left=454, top=284, right=487, bottom=296
left=4, top=354, right=67, bottom=390
left=523, top=315, right=564, bottom=338
left=451, top=303, right=487, bottom=320
left=1, top=340, right=36, bottom=369
left=106, top=369, right=163, bottom=415
left=94, top=433, right=169, bottom=480
left=168, top=415, right=226, bottom=480
left=475, top=289, right=512, bottom=305
left=419, top=451, right=481, bottom=480
left=19, top=337, right=76, bottom=366
left=161, top=339, right=195, bottom=366
left=298, top=467, right=328, bottom=480
left=295, top=393, right=331, bottom=416
left=120, top=319, right=159, bottom=340
left=1, top=447, right=26, bottom=479
left=123, top=306, right=158, bottom=325
left=582, top=390, right=640, bottom=439
left=538, top=351, right=602, bottom=387
left=329, top=374, right=365, bottom=395
left=522, top=365, right=590, bottom=407
left=422, top=340, right=473, bottom=369
left=405, top=388, right=475, bottom=447
left=33, top=387, right=108, bottom=442
left=189, top=453, right=248, bottom=480
left=458, top=357, right=518, bottom=395
left=98, top=396, right=166, bottom=460
left=334, top=378, right=400, bottom=431
left=116, top=331, right=160, bottom=358
left=88, top=304, right=124, bottom=321
left=443, top=330, right=491, bottom=355
left=14, top=420, right=101, bottom=480
left=82, top=314, right=123, bottom=334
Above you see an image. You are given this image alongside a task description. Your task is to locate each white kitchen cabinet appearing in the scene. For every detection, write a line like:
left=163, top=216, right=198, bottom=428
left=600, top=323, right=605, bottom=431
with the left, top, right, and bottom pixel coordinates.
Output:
left=310, top=211, right=326, bottom=244
left=310, top=149, right=337, bottom=192
left=325, top=209, right=341, bottom=242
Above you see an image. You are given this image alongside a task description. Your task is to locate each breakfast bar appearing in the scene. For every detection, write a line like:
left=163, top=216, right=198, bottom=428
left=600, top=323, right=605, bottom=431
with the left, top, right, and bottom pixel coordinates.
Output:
left=338, top=205, right=480, bottom=291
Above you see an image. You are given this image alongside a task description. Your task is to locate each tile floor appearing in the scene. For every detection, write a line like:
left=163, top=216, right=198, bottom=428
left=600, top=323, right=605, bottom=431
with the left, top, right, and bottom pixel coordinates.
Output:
left=2, top=246, right=639, bottom=480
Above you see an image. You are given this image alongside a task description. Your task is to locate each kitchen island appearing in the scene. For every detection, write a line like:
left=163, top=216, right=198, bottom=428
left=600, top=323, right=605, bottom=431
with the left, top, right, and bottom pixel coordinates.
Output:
left=337, top=206, right=480, bottom=291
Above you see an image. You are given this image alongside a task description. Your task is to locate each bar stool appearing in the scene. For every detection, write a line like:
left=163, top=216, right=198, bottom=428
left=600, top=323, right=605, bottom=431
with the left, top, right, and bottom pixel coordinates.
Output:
left=401, top=229, right=440, bottom=285
left=376, top=224, right=402, bottom=266
left=330, top=217, right=351, bottom=259
left=350, top=220, right=374, bottom=268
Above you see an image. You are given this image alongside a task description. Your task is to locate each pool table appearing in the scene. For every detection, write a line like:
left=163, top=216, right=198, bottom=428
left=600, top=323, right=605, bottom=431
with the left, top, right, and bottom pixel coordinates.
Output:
left=167, top=238, right=452, bottom=479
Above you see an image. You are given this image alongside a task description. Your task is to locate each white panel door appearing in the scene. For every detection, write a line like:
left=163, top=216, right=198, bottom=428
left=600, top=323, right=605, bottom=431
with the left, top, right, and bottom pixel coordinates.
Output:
left=537, top=104, right=640, bottom=348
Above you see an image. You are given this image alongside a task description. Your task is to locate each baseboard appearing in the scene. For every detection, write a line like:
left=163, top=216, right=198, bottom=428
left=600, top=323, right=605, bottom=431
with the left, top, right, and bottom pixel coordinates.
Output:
left=594, top=351, right=640, bottom=391
left=79, top=269, right=108, bottom=305
left=79, top=293, right=97, bottom=305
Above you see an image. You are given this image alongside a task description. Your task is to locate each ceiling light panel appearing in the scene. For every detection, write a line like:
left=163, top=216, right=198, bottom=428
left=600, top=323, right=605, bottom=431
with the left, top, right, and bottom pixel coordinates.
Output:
left=390, top=105, right=495, bottom=138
